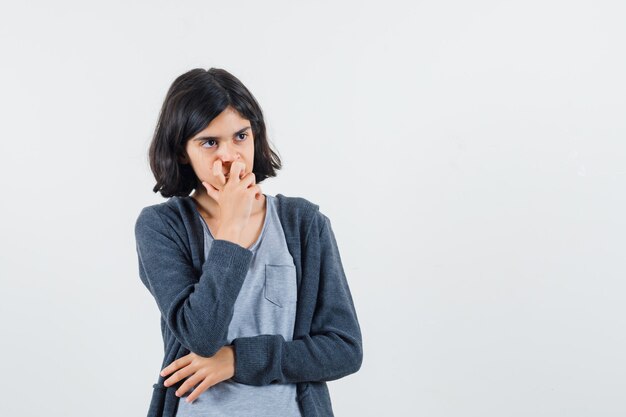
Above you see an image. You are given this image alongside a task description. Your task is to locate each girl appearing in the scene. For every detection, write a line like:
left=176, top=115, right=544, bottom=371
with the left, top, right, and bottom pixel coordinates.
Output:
left=134, top=68, right=363, bottom=417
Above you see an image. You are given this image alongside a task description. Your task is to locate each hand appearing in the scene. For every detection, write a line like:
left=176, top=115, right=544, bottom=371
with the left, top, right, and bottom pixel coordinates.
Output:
left=201, top=160, right=262, bottom=232
left=207, top=158, right=246, bottom=191
left=160, top=346, right=236, bottom=404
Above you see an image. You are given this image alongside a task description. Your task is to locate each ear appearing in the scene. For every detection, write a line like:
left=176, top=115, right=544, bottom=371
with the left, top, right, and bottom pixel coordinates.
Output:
left=178, top=153, right=189, bottom=164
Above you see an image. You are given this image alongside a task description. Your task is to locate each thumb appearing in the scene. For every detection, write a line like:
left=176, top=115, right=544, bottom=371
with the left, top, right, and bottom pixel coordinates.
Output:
left=202, top=181, right=219, bottom=201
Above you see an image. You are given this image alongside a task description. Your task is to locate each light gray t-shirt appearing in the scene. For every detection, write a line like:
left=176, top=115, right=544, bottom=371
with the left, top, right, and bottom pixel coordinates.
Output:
left=175, top=194, right=302, bottom=417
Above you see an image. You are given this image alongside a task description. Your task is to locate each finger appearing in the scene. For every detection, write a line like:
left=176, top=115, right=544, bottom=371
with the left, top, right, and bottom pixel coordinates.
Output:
left=165, top=364, right=195, bottom=388
left=202, top=181, right=219, bottom=201
left=213, top=160, right=226, bottom=185
left=253, top=185, right=262, bottom=200
left=176, top=373, right=205, bottom=399
left=242, top=171, right=256, bottom=188
left=212, top=160, right=222, bottom=176
left=161, top=355, right=190, bottom=377
left=229, top=158, right=246, bottom=180
left=229, top=160, right=246, bottom=182
left=185, top=378, right=214, bottom=403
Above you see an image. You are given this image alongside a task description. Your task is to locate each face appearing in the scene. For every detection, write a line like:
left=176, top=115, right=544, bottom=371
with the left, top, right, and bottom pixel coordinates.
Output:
left=181, top=105, right=255, bottom=192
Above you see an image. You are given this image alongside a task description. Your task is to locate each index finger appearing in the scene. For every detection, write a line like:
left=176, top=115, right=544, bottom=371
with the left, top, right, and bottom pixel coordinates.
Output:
left=213, top=160, right=226, bottom=185
left=212, top=160, right=222, bottom=176
left=160, top=356, right=186, bottom=376
left=161, top=361, right=175, bottom=376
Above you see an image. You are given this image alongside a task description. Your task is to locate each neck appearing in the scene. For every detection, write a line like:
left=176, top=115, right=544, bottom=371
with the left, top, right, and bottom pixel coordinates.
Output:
left=190, top=188, right=222, bottom=220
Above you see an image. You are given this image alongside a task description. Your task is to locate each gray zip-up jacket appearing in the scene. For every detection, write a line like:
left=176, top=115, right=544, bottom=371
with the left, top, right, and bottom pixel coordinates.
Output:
left=134, top=194, right=363, bottom=417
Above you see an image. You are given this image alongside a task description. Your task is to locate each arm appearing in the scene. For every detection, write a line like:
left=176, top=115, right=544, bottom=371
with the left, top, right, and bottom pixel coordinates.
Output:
left=230, top=213, right=363, bottom=385
left=134, top=206, right=253, bottom=358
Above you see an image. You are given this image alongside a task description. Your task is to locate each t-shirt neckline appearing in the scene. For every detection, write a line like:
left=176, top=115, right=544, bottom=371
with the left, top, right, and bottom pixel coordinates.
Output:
left=194, top=194, right=270, bottom=252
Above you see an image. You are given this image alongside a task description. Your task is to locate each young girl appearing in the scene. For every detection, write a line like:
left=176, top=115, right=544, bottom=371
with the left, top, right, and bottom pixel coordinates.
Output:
left=134, top=68, right=363, bottom=417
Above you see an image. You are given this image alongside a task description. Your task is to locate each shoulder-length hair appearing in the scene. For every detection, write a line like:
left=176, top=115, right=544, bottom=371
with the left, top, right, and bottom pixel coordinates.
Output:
left=148, top=68, right=282, bottom=198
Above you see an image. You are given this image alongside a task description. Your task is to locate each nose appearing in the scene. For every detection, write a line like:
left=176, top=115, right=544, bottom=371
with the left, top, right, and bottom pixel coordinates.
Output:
left=215, top=142, right=240, bottom=161
left=216, top=144, right=241, bottom=169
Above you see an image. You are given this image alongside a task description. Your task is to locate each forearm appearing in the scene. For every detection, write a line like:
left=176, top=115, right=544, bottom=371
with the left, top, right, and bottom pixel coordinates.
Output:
left=231, top=331, right=362, bottom=385
left=135, top=205, right=254, bottom=357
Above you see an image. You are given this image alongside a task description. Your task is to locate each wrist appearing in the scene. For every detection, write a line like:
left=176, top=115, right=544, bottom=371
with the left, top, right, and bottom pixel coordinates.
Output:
left=215, top=225, right=243, bottom=244
left=225, top=345, right=236, bottom=378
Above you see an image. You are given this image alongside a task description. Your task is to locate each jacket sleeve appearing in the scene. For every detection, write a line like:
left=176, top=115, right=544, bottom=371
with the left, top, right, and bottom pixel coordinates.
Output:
left=230, top=213, right=363, bottom=385
left=134, top=206, right=253, bottom=358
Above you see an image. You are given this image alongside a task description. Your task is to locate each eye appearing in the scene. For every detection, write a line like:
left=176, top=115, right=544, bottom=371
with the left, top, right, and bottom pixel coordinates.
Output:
left=201, top=139, right=217, bottom=148
left=200, top=133, right=248, bottom=149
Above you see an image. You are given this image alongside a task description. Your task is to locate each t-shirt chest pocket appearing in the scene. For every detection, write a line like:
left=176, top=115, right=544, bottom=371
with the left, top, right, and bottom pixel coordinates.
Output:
left=264, top=264, right=298, bottom=308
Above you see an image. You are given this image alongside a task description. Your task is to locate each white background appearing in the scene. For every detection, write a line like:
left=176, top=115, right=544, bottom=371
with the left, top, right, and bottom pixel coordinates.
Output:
left=1, top=1, right=625, bottom=416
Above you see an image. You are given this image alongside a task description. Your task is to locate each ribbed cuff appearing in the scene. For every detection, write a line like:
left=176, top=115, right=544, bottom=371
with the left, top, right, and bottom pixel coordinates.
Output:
left=204, top=239, right=253, bottom=271
left=232, top=334, right=279, bottom=385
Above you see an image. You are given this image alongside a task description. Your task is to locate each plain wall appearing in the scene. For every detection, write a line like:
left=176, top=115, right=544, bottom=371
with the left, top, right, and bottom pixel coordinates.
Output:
left=0, top=0, right=624, bottom=416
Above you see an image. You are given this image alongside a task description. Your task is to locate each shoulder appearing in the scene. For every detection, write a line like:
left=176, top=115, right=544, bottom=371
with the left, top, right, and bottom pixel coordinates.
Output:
left=134, top=196, right=195, bottom=235
left=273, top=193, right=331, bottom=240
left=274, top=193, right=319, bottom=212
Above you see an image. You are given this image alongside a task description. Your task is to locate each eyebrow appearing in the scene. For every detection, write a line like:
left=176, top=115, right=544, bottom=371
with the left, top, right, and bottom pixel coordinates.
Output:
left=192, top=126, right=251, bottom=141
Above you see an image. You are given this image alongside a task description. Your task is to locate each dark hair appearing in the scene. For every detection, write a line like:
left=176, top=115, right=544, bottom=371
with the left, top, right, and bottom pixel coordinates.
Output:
left=148, top=68, right=282, bottom=197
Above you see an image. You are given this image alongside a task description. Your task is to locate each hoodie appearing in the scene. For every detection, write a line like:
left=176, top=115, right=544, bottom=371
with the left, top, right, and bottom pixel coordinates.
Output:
left=133, top=193, right=363, bottom=416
